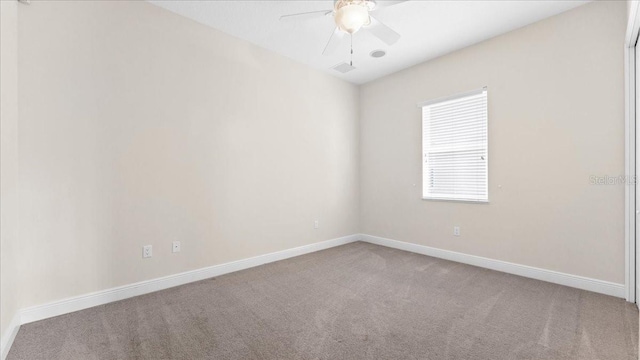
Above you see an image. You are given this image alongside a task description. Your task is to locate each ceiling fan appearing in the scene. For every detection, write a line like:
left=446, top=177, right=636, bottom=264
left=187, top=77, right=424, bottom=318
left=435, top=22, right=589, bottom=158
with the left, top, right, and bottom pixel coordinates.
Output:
left=280, top=0, right=406, bottom=57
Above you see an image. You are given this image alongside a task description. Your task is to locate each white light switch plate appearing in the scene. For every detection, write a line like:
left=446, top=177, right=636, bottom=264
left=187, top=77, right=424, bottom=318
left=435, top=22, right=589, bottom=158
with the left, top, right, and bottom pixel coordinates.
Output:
left=172, top=241, right=181, bottom=253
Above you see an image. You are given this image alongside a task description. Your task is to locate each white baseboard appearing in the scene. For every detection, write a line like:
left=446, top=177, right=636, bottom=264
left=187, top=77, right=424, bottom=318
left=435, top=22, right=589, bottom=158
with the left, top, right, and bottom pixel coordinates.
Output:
left=361, top=234, right=625, bottom=298
left=0, top=313, right=20, bottom=360
left=2, top=233, right=627, bottom=359
left=19, top=234, right=361, bottom=326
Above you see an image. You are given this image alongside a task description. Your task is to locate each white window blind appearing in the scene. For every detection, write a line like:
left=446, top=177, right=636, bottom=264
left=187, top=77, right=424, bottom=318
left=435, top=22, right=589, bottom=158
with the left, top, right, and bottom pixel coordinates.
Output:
left=421, top=88, right=488, bottom=202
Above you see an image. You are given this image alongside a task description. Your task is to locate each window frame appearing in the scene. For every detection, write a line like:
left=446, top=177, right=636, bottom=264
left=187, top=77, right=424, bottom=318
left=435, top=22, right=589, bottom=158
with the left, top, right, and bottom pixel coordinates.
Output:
left=419, top=87, right=489, bottom=203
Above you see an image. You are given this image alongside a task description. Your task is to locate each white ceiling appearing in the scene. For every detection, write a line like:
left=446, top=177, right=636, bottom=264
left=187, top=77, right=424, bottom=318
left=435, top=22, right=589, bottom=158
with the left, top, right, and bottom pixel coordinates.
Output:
left=148, top=0, right=589, bottom=84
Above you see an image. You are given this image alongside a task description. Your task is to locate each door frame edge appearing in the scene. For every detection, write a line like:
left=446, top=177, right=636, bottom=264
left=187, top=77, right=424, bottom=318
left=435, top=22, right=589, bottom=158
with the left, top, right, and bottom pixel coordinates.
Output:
left=624, top=0, right=639, bottom=304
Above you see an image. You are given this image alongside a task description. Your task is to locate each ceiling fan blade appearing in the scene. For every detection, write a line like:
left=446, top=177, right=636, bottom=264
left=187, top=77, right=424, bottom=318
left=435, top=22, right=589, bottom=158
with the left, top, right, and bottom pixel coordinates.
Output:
left=322, top=27, right=344, bottom=56
left=374, top=0, right=409, bottom=10
left=280, top=10, right=332, bottom=22
left=367, top=16, right=401, bottom=45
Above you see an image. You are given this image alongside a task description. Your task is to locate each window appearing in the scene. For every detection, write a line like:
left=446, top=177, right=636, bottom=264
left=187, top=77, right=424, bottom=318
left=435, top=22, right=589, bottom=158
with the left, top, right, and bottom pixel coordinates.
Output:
left=421, top=88, right=488, bottom=202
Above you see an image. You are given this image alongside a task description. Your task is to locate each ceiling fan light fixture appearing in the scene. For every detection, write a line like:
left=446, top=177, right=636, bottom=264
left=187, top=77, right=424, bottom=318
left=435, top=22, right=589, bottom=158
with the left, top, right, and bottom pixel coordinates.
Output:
left=334, top=1, right=371, bottom=34
left=366, top=0, right=377, bottom=11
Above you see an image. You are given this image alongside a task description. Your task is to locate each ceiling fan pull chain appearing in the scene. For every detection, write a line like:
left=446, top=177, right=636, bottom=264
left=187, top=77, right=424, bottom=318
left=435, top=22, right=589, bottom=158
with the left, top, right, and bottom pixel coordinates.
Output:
left=350, top=33, right=354, bottom=66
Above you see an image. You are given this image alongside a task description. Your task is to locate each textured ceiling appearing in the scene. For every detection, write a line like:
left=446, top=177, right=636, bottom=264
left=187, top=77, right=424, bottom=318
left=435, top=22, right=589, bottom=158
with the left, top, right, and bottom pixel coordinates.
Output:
left=148, top=0, right=589, bottom=84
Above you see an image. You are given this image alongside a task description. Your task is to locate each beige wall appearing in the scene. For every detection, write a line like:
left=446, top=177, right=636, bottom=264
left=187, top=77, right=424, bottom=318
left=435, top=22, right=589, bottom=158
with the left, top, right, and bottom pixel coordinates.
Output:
left=3, top=0, right=630, bottom=334
left=1, top=0, right=20, bottom=344
left=16, top=0, right=359, bottom=309
left=360, top=0, right=627, bottom=284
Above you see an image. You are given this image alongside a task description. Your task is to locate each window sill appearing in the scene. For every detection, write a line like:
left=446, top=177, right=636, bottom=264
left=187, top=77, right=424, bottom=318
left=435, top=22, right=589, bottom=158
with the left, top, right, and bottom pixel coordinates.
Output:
left=422, top=197, right=490, bottom=204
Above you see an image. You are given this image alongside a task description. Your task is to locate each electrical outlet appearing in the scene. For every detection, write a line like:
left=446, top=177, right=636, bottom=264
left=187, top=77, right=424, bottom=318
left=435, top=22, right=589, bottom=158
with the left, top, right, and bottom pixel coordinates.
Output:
left=143, top=245, right=152, bottom=258
left=314, top=220, right=319, bottom=229
left=453, top=226, right=461, bottom=236
left=172, top=241, right=181, bottom=253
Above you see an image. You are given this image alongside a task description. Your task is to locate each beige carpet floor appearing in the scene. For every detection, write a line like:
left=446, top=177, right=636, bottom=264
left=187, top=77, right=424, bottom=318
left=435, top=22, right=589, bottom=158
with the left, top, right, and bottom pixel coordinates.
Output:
left=7, top=241, right=639, bottom=360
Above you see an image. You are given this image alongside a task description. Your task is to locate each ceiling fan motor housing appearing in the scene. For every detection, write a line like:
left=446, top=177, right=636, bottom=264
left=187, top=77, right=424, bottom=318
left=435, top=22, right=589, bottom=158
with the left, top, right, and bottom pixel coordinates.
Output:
left=334, top=0, right=374, bottom=34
